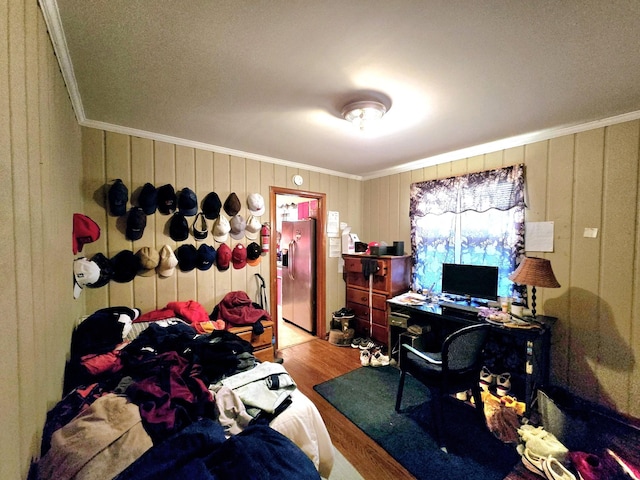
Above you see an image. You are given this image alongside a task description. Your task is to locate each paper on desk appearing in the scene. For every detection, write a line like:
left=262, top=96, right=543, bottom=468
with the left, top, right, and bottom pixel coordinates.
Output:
left=388, top=292, right=427, bottom=306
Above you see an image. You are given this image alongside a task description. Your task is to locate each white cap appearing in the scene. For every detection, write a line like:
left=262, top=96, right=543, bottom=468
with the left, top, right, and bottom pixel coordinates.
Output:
left=73, top=257, right=100, bottom=299
left=156, top=245, right=178, bottom=277
left=213, top=215, right=231, bottom=243
left=245, top=215, right=261, bottom=240
left=229, top=214, right=246, bottom=240
left=247, top=193, right=265, bottom=217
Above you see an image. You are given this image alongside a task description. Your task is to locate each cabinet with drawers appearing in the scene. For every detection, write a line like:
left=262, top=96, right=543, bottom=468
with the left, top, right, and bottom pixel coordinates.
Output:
left=342, top=254, right=411, bottom=346
left=228, top=320, right=275, bottom=363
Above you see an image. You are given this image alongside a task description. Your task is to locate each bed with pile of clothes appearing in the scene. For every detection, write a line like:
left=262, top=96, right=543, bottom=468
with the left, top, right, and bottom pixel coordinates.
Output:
left=33, top=293, right=334, bottom=479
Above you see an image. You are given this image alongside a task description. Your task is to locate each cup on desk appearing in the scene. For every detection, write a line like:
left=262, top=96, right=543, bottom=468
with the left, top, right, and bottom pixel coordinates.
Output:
left=500, top=297, right=511, bottom=313
left=511, top=302, right=524, bottom=317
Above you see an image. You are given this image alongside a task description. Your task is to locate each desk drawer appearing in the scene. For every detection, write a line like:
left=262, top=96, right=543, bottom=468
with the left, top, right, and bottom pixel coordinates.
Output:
left=346, top=287, right=387, bottom=310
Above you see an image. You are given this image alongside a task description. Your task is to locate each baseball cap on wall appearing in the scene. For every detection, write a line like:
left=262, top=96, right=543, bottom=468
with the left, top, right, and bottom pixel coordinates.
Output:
left=202, top=192, right=222, bottom=220
left=73, top=257, right=101, bottom=299
left=223, top=192, right=241, bottom=217
left=196, top=244, right=216, bottom=271
left=178, top=188, right=198, bottom=216
left=138, top=183, right=158, bottom=215
left=213, top=215, right=231, bottom=243
left=176, top=244, right=198, bottom=272
left=126, top=207, right=147, bottom=241
left=169, top=212, right=189, bottom=241
left=73, top=213, right=101, bottom=254
left=110, top=250, right=141, bottom=283
left=108, top=179, right=128, bottom=216
left=157, top=245, right=178, bottom=277
left=246, top=242, right=262, bottom=266
left=157, top=184, right=177, bottom=215
left=87, top=252, right=113, bottom=288
left=192, top=213, right=208, bottom=240
left=245, top=215, right=261, bottom=240
left=135, top=247, right=160, bottom=276
left=232, top=243, right=247, bottom=269
left=247, top=193, right=265, bottom=217
left=216, top=243, right=232, bottom=271
left=229, top=214, right=246, bottom=240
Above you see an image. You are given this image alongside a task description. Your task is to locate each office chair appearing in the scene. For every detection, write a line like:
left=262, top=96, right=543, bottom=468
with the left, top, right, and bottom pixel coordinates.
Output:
left=395, top=323, right=490, bottom=448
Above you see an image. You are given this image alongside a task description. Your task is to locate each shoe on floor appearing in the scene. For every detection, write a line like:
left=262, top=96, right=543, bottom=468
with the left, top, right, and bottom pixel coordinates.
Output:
left=519, top=447, right=546, bottom=478
left=360, top=349, right=371, bottom=367
left=542, top=456, right=576, bottom=480
left=370, top=350, right=390, bottom=367
left=351, top=337, right=364, bottom=348
left=359, top=338, right=375, bottom=350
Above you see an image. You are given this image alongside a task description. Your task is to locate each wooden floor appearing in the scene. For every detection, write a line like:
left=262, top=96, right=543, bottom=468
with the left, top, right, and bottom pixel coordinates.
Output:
left=278, top=338, right=640, bottom=480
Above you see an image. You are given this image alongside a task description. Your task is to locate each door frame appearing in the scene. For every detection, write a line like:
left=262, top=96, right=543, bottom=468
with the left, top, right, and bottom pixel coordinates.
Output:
left=269, top=186, right=326, bottom=351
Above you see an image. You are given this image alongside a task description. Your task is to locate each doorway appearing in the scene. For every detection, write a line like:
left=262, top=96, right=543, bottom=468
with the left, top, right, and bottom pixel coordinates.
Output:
left=269, top=187, right=326, bottom=351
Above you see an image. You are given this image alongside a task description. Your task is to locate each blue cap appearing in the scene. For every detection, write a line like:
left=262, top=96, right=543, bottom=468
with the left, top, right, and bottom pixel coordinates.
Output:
left=178, top=187, right=198, bottom=216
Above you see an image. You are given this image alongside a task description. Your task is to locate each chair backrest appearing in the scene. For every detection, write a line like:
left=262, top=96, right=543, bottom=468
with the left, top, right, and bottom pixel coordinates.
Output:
left=442, top=324, right=490, bottom=372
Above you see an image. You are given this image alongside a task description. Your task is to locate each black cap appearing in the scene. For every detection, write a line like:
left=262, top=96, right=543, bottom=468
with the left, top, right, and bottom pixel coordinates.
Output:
left=196, top=244, right=216, bottom=271
left=169, top=212, right=189, bottom=241
left=176, top=244, right=198, bottom=272
left=223, top=192, right=241, bottom=217
left=126, top=207, right=147, bottom=240
left=192, top=213, right=208, bottom=240
left=178, top=188, right=198, bottom=216
left=87, top=252, right=113, bottom=288
left=157, top=184, right=177, bottom=215
left=138, top=182, right=158, bottom=215
left=108, top=179, right=128, bottom=216
left=247, top=242, right=262, bottom=261
left=202, top=192, right=222, bottom=220
left=110, top=250, right=140, bottom=283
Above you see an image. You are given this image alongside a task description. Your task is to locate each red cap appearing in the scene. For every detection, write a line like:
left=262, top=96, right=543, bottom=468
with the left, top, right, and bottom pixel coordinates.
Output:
left=73, top=214, right=101, bottom=254
left=216, top=243, right=232, bottom=271
left=232, top=244, right=247, bottom=269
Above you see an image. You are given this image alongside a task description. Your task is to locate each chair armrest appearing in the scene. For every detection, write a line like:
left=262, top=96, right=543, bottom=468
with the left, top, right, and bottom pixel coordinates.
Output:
left=401, top=343, right=442, bottom=364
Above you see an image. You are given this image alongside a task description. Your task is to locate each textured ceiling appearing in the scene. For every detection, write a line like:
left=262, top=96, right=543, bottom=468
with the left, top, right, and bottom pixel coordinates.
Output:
left=46, top=0, right=640, bottom=178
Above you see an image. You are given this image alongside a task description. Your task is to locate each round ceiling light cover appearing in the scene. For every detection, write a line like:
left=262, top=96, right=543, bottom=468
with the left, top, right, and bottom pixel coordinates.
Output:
left=341, top=100, right=388, bottom=129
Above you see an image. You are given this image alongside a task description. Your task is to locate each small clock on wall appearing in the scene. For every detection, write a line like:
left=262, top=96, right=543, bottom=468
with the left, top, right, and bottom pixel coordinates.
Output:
left=292, top=174, right=304, bottom=186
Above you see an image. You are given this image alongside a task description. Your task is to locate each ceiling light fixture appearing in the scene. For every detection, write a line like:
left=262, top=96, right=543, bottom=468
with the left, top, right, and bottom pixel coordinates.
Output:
left=341, top=100, right=388, bottom=130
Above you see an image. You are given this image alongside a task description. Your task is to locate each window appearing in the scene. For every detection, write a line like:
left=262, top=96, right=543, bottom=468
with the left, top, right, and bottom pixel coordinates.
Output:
left=410, top=165, right=526, bottom=300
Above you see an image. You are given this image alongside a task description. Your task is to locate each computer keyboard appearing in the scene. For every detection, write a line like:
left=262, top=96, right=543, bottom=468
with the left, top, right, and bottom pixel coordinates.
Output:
left=437, top=300, right=480, bottom=313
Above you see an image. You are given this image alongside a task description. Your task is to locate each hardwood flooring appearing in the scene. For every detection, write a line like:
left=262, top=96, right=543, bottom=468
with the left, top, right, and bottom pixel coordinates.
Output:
left=278, top=338, right=640, bottom=480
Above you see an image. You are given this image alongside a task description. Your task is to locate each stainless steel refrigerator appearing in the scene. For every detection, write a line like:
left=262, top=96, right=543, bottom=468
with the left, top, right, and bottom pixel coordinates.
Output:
left=281, top=219, right=316, bottom=333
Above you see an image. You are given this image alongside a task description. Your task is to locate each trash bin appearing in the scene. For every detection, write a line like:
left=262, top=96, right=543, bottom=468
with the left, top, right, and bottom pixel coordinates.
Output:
left=537, top=386, right=590, bottom=451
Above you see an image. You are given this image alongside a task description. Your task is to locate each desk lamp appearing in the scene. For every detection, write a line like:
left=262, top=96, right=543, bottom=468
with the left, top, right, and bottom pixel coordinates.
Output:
left=508, top=257, right=560, bottom=318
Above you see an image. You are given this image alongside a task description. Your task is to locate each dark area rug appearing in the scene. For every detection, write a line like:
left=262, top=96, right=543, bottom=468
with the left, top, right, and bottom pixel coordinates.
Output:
left=314, top=365, right=520, bottom=480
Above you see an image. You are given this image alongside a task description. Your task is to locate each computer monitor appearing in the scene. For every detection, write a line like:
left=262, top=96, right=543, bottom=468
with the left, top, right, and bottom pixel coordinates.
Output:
left=441, top=263, right=499, bottom=301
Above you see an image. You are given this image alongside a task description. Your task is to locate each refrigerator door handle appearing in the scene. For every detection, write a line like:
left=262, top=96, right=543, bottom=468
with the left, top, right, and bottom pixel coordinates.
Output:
left=288, top=240, right=296, bottom=280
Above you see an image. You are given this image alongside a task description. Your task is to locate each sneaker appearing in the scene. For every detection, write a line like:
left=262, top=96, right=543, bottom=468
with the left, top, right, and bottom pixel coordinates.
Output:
left=359, top=338, right=375, bottom=350
left=542, top=456, right=576, bottom=480
left=524, top=430, right=568, bottom=463
left=519, top=446, right=546, bottom=478
left=479, top=366, right=494, bottom=391
left=496, top=372, right=511, bottom=396
left=370, top=350, right=390, bottom=367
left=360, top=349, right=371, bottom=366
left=351, top=337, right=364, bottom=349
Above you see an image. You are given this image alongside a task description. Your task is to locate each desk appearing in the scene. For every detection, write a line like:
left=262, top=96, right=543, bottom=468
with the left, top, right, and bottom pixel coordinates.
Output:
left=387, top=301, right=555, bottom=414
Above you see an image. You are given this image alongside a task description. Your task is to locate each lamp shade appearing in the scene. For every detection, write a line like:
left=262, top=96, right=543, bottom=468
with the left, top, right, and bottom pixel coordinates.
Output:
left=508, top=257, right=560, bottom=288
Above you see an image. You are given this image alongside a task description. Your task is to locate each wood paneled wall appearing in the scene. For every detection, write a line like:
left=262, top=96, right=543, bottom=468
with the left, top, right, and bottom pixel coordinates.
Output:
left=362, top=120, right=640, bottom=419
left=1, top=1, right=84, bottom=478
left=81, top=128, right=361, bottom=339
